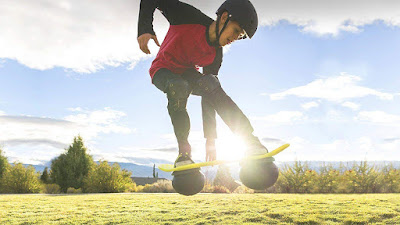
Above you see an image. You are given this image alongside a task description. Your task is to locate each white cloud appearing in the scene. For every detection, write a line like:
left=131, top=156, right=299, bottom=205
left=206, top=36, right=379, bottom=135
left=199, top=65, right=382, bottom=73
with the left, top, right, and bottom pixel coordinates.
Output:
left=67, top=107, right=83, bottom=112
left=301, top=101, right=319, bottom=110
left=64, top=107, right=132, bottom=136
left=342, top=101, right=360, bottom=111
left=0, top=108, right=131, bottom=150
left=4, top=145, right=64, bottom=165
left=185, top=0, right=400, bottom=36
left=0, top=110, right=5, bottom=116
left=262, top=137, right=284, bottom=145
left=117, top=135, right=394, bottom=162
left=380, top=138, right=400, bottom=158
left=356, top=111, right=400, bottom=124
left=253, top=0, right=400, bottom=36
left=117, top=132, right=206, bottom=164
left=383, top=138, right=400, bottom=144
left=5, top=128, right=399, bottom=164
left=1, top=1, right=400, bottom=73
left=270, top=73, right=393, bottom=102
left=251, top=111, right=305, bottom=123
left=118, top=146, right=177, bottom=164
left=0, top=0, right=159, bottom=73
left=277, top=136, right=399, bottom=161
left=358, top=136, right=374, bottom=154
left=0, top=58, right=5, bottom=68
left=325, top=109, right=347, bottom=122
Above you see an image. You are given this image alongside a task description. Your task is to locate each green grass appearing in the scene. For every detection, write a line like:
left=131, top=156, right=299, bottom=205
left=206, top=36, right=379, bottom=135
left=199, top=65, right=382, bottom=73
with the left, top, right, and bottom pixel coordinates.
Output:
left=0, top=193, right=399, bottom=224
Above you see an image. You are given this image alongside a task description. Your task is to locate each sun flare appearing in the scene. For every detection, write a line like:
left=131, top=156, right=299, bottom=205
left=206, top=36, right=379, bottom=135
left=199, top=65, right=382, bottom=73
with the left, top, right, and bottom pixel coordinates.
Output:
left=215, top=131, right=247, bottom=161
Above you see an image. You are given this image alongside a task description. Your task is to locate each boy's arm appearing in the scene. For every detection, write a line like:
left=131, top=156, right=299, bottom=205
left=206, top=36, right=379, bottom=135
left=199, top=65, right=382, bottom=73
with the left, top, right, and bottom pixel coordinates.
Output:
left=202, top=47, right=223, bottom=161
left=138, top=0, right=212, bottom=38
left=202, top=97, right=217, bottom=140
left=203, top=47, right=223, bottom=75
left=202, top=47, right=222, bottom=146
left=202, top=97, right=217, bottom=161
left=137, top=0, right=158, bottom=37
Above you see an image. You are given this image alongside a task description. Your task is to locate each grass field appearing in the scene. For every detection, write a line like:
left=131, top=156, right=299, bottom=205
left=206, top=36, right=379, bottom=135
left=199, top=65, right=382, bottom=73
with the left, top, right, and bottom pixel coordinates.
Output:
left=0, top=193, right=399, bottom=224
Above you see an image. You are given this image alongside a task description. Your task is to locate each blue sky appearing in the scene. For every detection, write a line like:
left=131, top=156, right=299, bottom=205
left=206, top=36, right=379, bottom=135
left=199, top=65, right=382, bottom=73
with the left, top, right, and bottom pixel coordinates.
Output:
left=1, top=0, right=400, bottom=165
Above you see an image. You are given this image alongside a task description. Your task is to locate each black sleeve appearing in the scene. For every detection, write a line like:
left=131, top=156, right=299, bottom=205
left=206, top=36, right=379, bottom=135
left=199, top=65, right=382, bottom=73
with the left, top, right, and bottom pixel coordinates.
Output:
left=138, top=0, right=213, bottom=37
left=138, top=0, right=157, bottom=37
left=203, top=47, right=223, bottom=75
left=202, top=97, right=217, bottom=139
left=202, top=48, right=222, bottom=138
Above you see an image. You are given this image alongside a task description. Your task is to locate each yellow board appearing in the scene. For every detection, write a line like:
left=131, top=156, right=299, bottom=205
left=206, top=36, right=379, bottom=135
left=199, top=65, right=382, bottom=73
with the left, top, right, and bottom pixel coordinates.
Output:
left=158, top=143, right=290, bottom=172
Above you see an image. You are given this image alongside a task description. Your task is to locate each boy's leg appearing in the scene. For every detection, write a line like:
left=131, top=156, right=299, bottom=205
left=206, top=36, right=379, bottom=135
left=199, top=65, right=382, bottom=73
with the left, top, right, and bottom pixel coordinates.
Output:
left=192, top=73, right=266, bottom=151
left=152, top=69, right=193, bottom=156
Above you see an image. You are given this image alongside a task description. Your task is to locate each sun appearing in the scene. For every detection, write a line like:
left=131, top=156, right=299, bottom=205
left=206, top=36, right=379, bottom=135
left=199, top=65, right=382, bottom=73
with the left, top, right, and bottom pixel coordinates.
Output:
left=215, top=131, right=247, bottom=161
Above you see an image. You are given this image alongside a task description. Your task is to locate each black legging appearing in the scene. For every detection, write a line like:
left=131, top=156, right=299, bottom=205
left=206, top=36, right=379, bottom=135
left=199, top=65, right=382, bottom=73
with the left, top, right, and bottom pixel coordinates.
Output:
left=152, top=68, right=259, bottom=155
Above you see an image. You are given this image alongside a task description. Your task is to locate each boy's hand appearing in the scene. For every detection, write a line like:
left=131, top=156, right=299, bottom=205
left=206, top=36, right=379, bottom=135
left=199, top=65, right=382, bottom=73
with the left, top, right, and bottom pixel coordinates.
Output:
left=137, top=33, right=160, bottom=54
left=206, top=139, right=216, bottom=162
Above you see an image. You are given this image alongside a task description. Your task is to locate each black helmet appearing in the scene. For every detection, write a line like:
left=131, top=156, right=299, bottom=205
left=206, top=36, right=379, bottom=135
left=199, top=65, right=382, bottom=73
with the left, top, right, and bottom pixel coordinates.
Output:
left=217, top=0, right=258, bottom=39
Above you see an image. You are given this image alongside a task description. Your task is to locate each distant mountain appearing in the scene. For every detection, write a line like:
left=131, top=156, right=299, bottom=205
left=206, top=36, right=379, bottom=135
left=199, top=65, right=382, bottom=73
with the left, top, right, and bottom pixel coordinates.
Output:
left=23, top=164, right=48, bottom=173
left=25, top=160, right=400, bottom=182
left=24, top=161, right=173, bottom=179
left=110, top=162, right=172, bottom=179
left=117, top=157, right=173, bottom=166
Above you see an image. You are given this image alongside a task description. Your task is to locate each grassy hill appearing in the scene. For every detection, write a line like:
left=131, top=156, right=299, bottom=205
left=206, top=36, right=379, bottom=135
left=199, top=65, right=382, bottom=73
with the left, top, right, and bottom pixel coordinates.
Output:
left=0, top=193, right=399, bottom=224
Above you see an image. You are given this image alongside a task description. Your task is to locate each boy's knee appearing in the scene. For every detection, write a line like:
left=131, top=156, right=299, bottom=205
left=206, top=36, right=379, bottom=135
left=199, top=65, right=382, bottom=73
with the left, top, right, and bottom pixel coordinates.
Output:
left=192, top=75, right=221, bottom=96
left=166, top=78, right=191, bottom=99
left=168, top=98, right=188, bottom=113
left=166, top=79, right=191, bottom=112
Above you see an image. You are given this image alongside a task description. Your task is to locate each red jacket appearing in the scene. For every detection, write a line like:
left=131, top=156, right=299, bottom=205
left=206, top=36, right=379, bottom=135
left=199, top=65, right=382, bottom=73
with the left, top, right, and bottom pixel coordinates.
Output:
left=138, top=0, right=223, bottom=79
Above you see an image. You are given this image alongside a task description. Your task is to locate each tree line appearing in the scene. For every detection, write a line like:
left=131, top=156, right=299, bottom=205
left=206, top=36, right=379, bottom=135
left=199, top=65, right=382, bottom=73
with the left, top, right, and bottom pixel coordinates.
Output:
left=0, top=137, right=399, bottom=194
left=270, top=161, right=400, bottom=193
left=204, top=161, right=400, bottom=194
left=0, top=136, right=135, bottom=194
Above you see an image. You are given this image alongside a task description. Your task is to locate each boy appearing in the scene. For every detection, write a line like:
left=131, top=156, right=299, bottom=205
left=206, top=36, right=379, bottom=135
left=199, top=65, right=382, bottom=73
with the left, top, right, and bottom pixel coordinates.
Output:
left=137, top=0, right=268, bottom=168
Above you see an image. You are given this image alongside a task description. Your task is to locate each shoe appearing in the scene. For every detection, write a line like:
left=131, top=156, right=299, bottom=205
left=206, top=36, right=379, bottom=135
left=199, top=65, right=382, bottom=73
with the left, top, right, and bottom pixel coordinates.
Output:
left=245, top=143, right=269, bottom=157
left=244, top=135, right=269, bottom=156
left=174, top=153, right=195, bottom=168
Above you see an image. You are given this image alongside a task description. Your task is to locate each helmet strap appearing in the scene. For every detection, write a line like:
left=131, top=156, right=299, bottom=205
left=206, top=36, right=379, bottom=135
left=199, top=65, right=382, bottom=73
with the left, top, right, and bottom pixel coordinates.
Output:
left=214, top=15, right=231, bottom=47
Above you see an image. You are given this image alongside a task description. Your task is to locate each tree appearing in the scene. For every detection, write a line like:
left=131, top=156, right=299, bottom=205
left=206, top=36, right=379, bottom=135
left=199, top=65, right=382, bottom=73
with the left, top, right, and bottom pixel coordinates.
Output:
left=313, top=162, right=340, bottom=193
left=213, top=165, right=239, bottom=192
left=382, top=163, right=400, bottom=193
left=153, top=164, right=158, bottom=179
left=83, top=161, right=136, bottom=193
left=0, top=149, right=10, bottom=192
left=0, top=149, right=10, bottom=180
left=1, top=163, right=41, bottom=193
left=40, top=167, right=51, bottom=184
left=50, top=136, right=94, bottom=192
left=277, top=161, right=315, bottom=193
left=342, top=161, right=381, bottom=193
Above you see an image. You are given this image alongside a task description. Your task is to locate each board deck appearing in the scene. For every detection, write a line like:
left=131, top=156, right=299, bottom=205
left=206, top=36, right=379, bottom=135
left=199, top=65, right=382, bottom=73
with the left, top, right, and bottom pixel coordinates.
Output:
left=158, top=143, right=290, bottom=172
